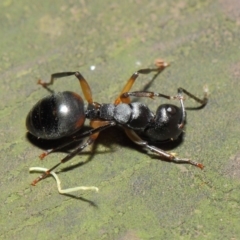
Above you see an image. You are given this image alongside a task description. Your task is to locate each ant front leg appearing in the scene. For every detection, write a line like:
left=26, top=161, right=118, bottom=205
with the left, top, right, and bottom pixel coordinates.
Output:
left=38, top=71, right=94, bottom=104
left=120, top=91, right=180, bottom=101
left=124, top=128, right=204, bottom=169
left=177, top=87, right=209, bottom=128
left=178, top=87, right=208, bottom=108
left=120, top=87, right=208, bottom=106
left=114, top=59, right=169, bottom=104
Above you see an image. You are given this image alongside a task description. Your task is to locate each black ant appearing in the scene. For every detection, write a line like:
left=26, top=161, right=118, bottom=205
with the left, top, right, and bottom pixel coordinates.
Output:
left=27, top=60, right=208, bottom=186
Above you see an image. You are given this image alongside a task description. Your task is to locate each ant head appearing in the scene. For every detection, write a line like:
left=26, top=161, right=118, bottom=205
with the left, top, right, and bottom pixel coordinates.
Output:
left=144, top=104, right=183, bottom=142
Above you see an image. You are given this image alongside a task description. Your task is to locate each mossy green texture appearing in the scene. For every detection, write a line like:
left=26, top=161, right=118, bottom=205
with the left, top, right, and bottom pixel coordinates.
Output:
left=1, top=0, right=240, bottom=239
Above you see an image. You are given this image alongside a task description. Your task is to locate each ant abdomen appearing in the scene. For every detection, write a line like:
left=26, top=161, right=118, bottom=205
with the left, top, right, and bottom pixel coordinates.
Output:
left=26, top=91, right=85, bottom=139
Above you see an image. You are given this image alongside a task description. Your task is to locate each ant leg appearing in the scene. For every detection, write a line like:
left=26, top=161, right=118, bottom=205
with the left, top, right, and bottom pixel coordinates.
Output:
left=120, top=91, right=180, bottom=101
left=75, top=72, right=93, bottom=104
left=177, top=89, right=186, bottom=129
left=114, top=60, right=169, bottom=104
left=124, top=128, right=204, bottom=169
left=39, top=122, right=116, bottom=159
left=177, top=87, right=208, bottom=128
left=38, top=71, right=93, bottom=104
left=178, top=87, right=208, bottom=107
left=31, top=138, right=95, bottom=185
left=120, top=87, right=208, bottom=106
left=31, top=121, right=116, bottom=186
left=38, top=72, right=76, bottom=86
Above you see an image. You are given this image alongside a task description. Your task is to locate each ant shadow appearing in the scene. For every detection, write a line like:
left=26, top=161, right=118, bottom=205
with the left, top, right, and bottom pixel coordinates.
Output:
left=26, top=124, right=185, bottom=172
left=26, top=125, right=185, bottom=204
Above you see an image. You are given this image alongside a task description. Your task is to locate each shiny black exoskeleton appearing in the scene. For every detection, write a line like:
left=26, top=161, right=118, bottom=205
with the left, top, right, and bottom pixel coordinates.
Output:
left=86, top=102, right=182, bottom=142
left=27, top=61, right=208, bottom=186
left=27, top=92, right=85, bottom=139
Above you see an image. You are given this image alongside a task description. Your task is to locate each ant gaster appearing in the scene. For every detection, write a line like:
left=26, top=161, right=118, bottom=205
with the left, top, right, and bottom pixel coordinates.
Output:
left=26, top=60, right=208, bottom=186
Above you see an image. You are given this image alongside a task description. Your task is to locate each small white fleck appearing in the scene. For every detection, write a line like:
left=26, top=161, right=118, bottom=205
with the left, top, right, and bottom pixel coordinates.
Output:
left=135, top=61, right=141, bottom=66
left=90, top=65, right=96, bottom=71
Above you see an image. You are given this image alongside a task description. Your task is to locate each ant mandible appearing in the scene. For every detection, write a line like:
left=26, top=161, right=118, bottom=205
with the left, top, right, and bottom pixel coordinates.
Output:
left=26, top=60, right=208, bottom=186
